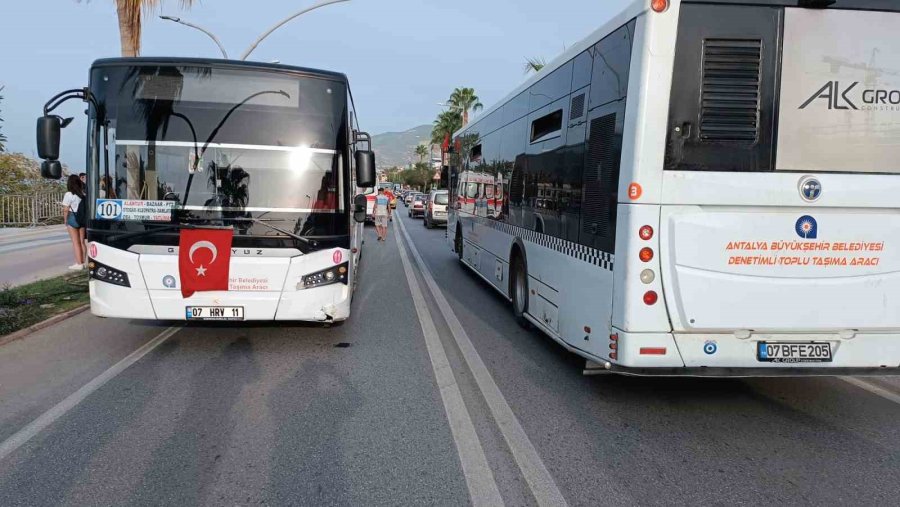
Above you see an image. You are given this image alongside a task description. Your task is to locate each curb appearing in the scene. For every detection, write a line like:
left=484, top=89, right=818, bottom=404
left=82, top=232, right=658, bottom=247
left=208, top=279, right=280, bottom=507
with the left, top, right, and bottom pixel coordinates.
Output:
left=0, top=304, right=90, bottom=348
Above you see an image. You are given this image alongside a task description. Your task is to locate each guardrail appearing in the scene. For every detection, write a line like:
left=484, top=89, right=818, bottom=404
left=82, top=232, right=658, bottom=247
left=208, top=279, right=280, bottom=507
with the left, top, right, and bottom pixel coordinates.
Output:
left=0, top=193, right=66, bottom=226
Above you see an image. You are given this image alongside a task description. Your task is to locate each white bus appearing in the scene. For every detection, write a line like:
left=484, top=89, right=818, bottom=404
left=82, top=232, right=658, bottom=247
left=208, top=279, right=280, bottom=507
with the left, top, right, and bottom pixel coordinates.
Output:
left=36, top=58, right=376, bottom=323
left=448, top=0, right=900, bottom=376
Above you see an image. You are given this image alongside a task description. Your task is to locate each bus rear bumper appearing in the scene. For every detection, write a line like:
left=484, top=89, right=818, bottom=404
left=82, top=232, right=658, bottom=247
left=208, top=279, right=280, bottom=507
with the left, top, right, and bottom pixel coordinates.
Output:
left=603, top=329, right=900, bottom=376
left=586, top=362, right=900, bottom=377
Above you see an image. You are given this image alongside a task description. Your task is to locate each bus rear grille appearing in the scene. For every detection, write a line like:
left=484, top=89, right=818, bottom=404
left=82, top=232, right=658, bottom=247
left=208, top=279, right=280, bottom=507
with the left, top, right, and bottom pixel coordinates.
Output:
left=700, top=38, right=761, bottom=142
left=570, top=93, right=586, bottom=120
left=583, top=113, right=618, bottom=243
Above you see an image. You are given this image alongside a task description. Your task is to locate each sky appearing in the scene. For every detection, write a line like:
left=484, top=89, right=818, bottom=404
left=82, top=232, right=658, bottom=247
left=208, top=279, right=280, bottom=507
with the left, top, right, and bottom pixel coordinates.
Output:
left=0, top=0, right=631, bottom=166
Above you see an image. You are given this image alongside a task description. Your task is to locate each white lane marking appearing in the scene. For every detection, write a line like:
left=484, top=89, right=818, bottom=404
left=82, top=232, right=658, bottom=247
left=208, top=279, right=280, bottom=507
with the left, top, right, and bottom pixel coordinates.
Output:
left=397, top=217, right=568, bottom=507
left=0, top=326, right=182, bottom=462
left=841, top=377, right=900, bottom=406
left=393, top=227, right=504, bottom=506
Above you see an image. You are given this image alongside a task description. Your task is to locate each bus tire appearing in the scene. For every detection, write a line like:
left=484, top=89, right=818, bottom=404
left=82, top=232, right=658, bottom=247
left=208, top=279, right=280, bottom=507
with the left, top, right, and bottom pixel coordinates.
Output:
left=510, top=250, right=531, bottom=328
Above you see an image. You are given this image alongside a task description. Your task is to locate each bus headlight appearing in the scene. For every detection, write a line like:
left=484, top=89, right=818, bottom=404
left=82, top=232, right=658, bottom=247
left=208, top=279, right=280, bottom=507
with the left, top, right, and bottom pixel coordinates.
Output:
left=300, top=262, right=349, bottom=289
left=88, top=259, right=130, bottom=287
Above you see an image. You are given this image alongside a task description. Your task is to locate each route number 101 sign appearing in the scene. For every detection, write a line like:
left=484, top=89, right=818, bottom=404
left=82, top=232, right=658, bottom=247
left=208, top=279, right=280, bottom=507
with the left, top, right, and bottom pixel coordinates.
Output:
left=95, top=199, right=176, bottom=222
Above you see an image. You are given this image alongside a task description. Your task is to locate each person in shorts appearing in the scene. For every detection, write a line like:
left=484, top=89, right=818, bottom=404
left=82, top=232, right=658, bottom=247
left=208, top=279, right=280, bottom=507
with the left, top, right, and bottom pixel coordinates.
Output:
left=62, top=174, right=86, bottom=270
left=374, top=187, right=391, bottom=242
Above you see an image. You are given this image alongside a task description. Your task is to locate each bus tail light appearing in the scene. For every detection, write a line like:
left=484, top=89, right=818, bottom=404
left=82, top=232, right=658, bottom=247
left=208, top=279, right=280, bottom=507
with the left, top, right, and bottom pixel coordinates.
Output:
left=639, top=247, right=654, bottom=262
left=639, top=225, right=653, bottom=240
left=643, top=290, right=658, bottom=305
left=640, top=269, right=655, bottom=284
left=640, top=347, right=667, bottom=355
left=651, top=0, right=668, bottom=13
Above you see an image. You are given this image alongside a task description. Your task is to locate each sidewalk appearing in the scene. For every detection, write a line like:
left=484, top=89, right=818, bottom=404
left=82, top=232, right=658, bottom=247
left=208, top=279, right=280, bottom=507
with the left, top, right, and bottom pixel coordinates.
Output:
left=0, top=225, right=67, bottom=243
left=0, top=225, right=74, bottom=287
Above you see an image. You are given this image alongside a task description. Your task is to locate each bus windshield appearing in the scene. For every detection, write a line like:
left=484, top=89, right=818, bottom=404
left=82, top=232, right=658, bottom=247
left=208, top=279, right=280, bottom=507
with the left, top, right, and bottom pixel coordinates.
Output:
left=88, top=63, right=349, bottom=242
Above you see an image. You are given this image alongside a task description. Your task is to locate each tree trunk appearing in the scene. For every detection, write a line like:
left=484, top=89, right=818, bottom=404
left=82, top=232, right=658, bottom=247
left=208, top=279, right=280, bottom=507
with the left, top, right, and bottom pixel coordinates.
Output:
left=462, top=110, right=469, bottom=127
left=116, top=0, right=140, bottom=57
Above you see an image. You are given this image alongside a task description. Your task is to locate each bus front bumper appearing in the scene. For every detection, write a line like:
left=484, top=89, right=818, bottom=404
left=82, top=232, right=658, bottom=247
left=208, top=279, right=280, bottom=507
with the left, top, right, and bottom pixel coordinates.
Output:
left=90, top=281, right=351, bottom=322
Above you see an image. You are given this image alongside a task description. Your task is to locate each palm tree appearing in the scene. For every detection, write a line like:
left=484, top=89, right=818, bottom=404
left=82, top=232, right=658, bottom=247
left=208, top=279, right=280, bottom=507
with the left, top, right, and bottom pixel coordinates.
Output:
left=431, top=110, right=462, bottom=167
left=81, top=1, right=195, bottom=57
left=431, top=110, right=462, bottom=148
left=524, top=57, right=546, bottom=74
left=414, top=144, right=429, bottom=164
left=449, top=87, right=483, bottom=127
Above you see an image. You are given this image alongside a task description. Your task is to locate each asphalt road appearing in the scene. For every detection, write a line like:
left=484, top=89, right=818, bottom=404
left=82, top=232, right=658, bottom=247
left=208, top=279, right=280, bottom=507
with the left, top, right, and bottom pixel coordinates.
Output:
left=0, top=226, right=74, bottom=287
left=0, top=209, right=898, bottom=506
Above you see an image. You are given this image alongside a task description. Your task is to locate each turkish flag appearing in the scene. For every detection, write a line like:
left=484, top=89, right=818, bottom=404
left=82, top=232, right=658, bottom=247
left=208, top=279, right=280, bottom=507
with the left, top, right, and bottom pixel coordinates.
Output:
left=178, top=228, right=233, bottom=298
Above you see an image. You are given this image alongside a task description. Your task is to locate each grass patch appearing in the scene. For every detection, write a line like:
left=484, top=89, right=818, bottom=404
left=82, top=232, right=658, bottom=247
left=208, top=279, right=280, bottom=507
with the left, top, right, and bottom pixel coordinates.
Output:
left=0, top=272, right=90, bottom=336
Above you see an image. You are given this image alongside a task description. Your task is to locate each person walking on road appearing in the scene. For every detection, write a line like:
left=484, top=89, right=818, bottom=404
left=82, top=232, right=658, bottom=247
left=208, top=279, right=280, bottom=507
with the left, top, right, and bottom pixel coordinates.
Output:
left=62, top=174, right=86, bottom=270
left=374, top=187, right=391, bottom=242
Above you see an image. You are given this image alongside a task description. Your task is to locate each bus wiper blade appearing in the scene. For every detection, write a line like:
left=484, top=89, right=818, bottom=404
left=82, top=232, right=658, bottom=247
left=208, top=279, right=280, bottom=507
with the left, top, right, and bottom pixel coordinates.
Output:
left=245, top=218, right=317, bottom=247
left=106, top=224, right=188, bottom=243
left=105, top=223, right=229, bottom=243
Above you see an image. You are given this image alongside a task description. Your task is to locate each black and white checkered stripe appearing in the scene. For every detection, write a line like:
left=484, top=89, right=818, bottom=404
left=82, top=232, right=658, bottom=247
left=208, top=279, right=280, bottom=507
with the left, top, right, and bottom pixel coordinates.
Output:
left=464, top=216, right=614, bottom=271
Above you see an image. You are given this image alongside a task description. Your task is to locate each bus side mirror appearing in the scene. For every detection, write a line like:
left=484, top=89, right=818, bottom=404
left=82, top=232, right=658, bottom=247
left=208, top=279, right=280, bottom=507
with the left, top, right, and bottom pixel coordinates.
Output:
left=37, top=115, right=62, bottom=161
left=355, top=150, right=376, bottom=188
left=36, top=115, right=69, bottom=180
left=353, top=194, right=368, bottom=223
left=41, top=160, right=63, bottom=180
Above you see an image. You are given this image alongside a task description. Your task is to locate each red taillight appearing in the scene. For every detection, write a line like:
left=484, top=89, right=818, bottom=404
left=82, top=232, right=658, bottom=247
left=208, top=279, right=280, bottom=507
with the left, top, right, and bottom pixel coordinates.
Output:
left=643, top=290, right=658, bottom=305
left=639, top=247, right=654, bottom=262
left=650, top=0, right=668, bottom=13
left=639, top=225, right=654, bottom=240
left=640, top=347, right=667, bottom=355
left=609, top=342, right=618, bottom=350
left=610, top=351, right=618, bottom=360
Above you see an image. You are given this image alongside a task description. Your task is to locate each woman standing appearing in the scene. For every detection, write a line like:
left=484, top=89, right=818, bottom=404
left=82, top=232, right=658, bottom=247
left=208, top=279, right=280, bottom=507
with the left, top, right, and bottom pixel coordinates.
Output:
left=62, top=174, right=86, bottom=270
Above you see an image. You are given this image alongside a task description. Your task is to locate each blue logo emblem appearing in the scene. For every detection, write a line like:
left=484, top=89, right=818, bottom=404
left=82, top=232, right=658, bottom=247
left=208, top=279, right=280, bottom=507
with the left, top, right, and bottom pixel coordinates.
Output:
left=799, top=177, right=822, bottom=202
left=163, top=275, right=177, bottom=288
left=703, top=341, right=718, bottom=355
left=795, top=215, right=818, bottom=239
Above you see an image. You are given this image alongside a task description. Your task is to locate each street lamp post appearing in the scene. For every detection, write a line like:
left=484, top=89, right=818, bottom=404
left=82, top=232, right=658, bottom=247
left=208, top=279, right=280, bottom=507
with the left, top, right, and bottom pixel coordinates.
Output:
left=437, top=102, right=463, bottom=111
left=160, top=0, right=351, bottom=62
left=159, top=16, right=229, bottom=59
left=239, top=0, right=351, bottom=61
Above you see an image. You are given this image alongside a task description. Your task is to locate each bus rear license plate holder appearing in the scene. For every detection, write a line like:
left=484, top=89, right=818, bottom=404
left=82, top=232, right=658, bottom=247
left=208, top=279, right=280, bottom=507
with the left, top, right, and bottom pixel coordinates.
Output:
left=757, top=342, right=832, bottom=363
left=186, top=306, right=245, bottom=321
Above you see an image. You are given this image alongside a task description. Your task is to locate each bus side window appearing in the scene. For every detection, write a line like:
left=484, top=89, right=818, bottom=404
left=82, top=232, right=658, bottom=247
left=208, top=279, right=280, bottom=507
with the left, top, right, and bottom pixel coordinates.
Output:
left=580, top=22, right=634, bottom=253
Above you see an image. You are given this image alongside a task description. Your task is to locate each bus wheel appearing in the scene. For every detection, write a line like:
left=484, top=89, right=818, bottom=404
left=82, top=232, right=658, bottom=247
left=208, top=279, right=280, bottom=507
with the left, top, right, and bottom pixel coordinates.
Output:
left=511, top=254, right=531, bottom=327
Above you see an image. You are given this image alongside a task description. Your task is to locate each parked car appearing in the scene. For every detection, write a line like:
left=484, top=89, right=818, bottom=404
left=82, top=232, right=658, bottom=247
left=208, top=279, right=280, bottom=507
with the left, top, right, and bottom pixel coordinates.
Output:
left=408, top=193, right=426, bottom=218
left=424, top=190, right=449, bottom=228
